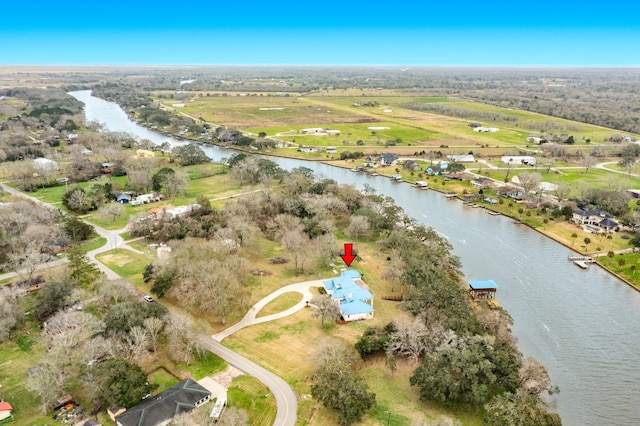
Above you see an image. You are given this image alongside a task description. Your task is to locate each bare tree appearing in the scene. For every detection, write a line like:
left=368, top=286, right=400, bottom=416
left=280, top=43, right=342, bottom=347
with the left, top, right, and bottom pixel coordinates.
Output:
left=280, top=228, right=309, bottom=274
left=128, top=326, right=150, bottom=361
left=26, top=359, right=66, bottom=414
left=162, top=240, right=247, bottom=325
left=519, top=357, right=559, bottom=396
left=582, top=155, right=596, bottom=173
left=7, top=244, right=49, bottom=280
left=125, top=169, right=152, bottom=193
left=44, top=311, right=105, bottom=351
left=311, top=294, right=342, bottom=328
left=385, top=315, right=428, bottom=365
left=517, top=172, right=542, bottom=196
left=310, top=336, right=358, bottom=374
left=165, top=312, right=207, bottom=365
left=143, top=316, right=165, bottom=353
left=346, top=215, right=370, bottom=241
left=98, top=201, right=126, bottom=223
left=555, top=183, right=571, bottom=203
left=0, top=287, right=24, bottom=342
left=163, top=170, right=189, bottom=197
left=219, top=216, right=261, bottom=248
left=99, top=278, right=137, bottom=306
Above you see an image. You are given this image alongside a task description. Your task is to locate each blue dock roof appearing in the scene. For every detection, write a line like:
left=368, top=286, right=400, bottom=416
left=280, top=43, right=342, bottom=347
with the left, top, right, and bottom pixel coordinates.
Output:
left=469, top=280, right=498, bottom=290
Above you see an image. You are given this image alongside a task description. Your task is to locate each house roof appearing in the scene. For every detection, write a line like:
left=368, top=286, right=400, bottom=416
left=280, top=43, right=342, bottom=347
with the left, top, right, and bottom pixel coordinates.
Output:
left=0, top=402, right=13, bottom=411
left=574, top=208, right=613, bottom=218
left=333, top=286, right=373, bottom=301
left=340, top=299, right=374, bottom=316
left=469, top=280, right=499, bottom=290
left=600, top=217, right=619, bottom=227
left=323, top=270, right=362, bottom=292
left=115, top=379, right=210, bottom=426
left=115, top=192, right=132, bottom=201
left=378, top=153, right=398, bottom=163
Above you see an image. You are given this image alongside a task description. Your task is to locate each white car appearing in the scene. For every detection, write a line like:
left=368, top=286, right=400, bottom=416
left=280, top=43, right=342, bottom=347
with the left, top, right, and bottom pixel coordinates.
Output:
left=143, top=295, right=154, bottom=302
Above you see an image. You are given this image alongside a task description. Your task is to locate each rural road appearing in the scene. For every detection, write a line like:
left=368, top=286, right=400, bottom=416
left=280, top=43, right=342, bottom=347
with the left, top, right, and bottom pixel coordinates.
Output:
left=206, top=340, right=298, bottom=426
left=209, top=279, right=323, bottom=426
left=213, top=279, right=322, bottom=341
left=0, top=182, right=304, bottom=425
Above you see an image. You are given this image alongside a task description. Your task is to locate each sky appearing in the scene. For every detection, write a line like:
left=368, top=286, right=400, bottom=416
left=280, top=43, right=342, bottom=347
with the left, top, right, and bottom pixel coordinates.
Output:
left=2, top=0, right=639, bottom=66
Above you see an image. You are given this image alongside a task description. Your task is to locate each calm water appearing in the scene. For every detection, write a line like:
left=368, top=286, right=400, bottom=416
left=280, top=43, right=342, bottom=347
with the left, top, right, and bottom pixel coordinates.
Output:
left=71, top=90, right=640, bottom=425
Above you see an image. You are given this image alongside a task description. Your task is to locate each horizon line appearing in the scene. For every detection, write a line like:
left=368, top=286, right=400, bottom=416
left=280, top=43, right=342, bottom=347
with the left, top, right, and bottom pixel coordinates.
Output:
left=2, top=63, right=640, bottom=68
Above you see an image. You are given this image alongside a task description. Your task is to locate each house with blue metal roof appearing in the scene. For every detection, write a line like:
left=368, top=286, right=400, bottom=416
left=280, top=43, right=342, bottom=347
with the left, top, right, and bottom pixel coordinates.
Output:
left=322, top=270, right=374, bottom=321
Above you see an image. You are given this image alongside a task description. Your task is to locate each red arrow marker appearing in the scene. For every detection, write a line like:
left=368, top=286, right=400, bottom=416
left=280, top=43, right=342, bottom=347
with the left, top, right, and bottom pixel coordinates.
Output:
left=340, top=243, right=357, bottom=267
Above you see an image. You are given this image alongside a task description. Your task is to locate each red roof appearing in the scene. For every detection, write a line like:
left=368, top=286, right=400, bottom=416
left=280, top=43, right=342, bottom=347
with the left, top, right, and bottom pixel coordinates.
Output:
left=0, top=401, right=13, bottom=411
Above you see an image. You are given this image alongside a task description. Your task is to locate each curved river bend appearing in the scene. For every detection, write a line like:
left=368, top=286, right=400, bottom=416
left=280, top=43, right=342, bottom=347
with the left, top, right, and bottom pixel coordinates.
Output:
left=71, top=90, right=640, bottom=425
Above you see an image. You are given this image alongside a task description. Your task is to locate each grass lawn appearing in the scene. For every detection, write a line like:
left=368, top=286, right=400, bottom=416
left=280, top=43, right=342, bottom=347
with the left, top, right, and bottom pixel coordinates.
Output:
left=597, top=252, right=640, bottom=287
left=256, top=292, right=303, bottom=318
left=79, top=236, right=107, bottom=253
left=219, top=238, right=476, bottom=425
left=228, top=375, right=276, bottom=426
left=147, top=366, right=180, bottom=391
left=95, top=249, right=154, bottom=285
left=0, top=327, right=49, bottom=426
left=175, top=351, right=227, bottom=381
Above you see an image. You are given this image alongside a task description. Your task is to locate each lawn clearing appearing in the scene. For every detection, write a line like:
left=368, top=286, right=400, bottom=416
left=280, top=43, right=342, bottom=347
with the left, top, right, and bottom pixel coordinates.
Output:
left=95, top=249, right=153, bottom=284
left=228, top=375, right=276, bottom=426
left=256, top=292, right=302, bottom=318
left=0, top=332, right=48, bottom=425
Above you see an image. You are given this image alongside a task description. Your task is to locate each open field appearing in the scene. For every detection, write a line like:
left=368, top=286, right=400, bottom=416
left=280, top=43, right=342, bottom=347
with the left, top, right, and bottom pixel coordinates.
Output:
left=96, top=249, right=153, bottom=285
left=163, top=92, right=639, bottom=156
left=0, top=332, right=48, bottom=426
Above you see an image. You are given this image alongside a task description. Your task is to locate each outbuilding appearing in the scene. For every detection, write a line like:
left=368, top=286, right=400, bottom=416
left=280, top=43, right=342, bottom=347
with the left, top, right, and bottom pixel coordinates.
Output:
left=469, top=280, right=498, bottom=300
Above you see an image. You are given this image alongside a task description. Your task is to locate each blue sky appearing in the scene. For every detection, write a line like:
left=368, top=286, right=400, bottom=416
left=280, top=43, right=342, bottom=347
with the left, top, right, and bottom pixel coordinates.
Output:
left=2, top=1, right=638, bottom=66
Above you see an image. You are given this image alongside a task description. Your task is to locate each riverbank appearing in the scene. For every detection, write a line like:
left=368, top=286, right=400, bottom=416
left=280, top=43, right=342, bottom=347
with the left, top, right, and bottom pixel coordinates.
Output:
left=321, top=157, right=640, bottom=292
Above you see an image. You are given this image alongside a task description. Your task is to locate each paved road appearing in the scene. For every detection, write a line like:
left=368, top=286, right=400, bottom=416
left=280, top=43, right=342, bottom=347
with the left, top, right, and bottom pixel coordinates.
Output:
left=205, top=340, right=298, bottom=426
left=213, top=280, right=322, bottom=341
left=210, top=279, right=322, bottom=426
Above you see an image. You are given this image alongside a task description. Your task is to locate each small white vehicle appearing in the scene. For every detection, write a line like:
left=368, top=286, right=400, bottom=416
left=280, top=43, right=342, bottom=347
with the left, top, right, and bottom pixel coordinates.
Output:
left=143, top=295, right=154, bottom=302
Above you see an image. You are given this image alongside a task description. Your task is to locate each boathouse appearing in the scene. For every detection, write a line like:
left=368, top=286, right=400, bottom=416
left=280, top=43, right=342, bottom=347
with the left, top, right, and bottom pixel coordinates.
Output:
left=469, top=280, right=498, bottom=300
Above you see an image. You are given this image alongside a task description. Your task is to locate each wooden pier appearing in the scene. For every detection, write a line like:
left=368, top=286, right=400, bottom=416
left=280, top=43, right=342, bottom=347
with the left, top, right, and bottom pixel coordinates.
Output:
left=568, top=255, right=595, bottom=269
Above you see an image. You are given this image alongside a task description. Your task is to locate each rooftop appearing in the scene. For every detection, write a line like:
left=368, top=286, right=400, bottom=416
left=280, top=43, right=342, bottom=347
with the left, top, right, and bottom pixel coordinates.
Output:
left=469, top=280, right=499, bottom=290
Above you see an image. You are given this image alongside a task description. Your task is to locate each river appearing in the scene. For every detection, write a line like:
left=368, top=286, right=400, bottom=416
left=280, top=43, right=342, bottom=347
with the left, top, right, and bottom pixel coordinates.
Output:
left=70, top=90, right=640, bottom=425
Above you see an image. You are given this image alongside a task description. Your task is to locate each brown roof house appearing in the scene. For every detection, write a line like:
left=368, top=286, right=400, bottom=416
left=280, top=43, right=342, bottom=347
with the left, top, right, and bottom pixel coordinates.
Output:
left=114, top=379, right=211, bottom=426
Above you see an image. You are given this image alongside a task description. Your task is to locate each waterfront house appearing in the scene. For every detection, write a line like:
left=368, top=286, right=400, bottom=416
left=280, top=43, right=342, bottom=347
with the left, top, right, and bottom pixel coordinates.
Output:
left=377, top=153, right=399, bottom=166
left=403, top=160, right=421, bottom=171
left=322, top=270, right=374, bottom=322
left=572, top=208, right=619, bottom=232
left=470, top=177, right=494, bottom=190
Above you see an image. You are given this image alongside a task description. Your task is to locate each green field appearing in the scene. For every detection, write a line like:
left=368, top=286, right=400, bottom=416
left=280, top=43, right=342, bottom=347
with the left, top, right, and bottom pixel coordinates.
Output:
left=158, top=92, right=639, bottom=155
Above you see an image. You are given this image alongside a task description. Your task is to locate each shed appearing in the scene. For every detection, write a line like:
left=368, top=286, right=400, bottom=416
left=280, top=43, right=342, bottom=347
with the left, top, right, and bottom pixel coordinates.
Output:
left=115, top=192, right=132, bottom=203
left=469, top=280, right=498, bottom=300
left=0, top=402, right=14, bottom=422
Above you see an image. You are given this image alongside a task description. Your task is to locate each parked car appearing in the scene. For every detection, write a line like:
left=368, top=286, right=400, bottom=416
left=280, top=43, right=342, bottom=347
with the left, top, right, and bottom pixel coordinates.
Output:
left=144, top=295, right=154, bottom=302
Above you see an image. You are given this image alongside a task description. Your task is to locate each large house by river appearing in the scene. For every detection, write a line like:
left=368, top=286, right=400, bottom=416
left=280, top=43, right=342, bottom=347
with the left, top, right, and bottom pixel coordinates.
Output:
left=322, top=270, right=374, bottom=321
left=572, top=208, right=619, bottom=232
